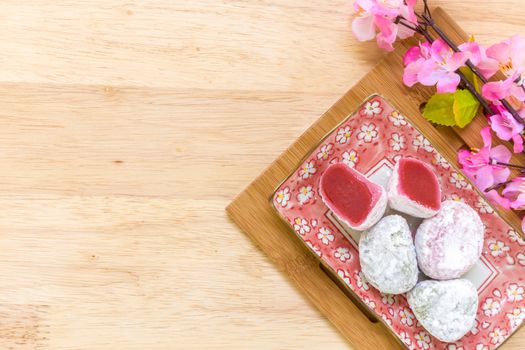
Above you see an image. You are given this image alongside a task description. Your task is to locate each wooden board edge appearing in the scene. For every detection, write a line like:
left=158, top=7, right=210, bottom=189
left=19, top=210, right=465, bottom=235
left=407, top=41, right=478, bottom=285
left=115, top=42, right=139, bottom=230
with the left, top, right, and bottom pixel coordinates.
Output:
left=225, top=6, right=524, bottom=349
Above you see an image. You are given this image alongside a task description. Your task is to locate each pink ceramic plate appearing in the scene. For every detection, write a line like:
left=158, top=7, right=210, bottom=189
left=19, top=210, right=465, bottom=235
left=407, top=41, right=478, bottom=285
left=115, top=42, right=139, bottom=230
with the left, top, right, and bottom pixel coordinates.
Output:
left=272, top=94, right=525, bottom=350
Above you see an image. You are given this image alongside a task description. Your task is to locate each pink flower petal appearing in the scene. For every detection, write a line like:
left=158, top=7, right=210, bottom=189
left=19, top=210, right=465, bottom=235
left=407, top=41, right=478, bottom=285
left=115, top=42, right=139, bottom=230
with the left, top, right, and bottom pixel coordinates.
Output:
left=458, top=149, right=473, bottom=165
left=419, top=41, right=431, bottom=57
left=352, top=14, right=376, bottom=41
left=483, top=81, right=508, bottom=101
left=355, top=0, right=374, bottom=12
left=374, top=16, right=397, bottom=52
left=503, top=180, right=523, bottom=197
left=457, top=149, right=478, bottom=178
left=477, top=59, right=500, bottom=80
left=486, top=41, right=512, bottom=64
left=493, top=167, right=511, bottom=185
left=480, top=126, right=493, bottom=147
left=417, top=60, right=443, bottom=86
left=399, top=3, right=417, bottom=27
left=371, top=1, right=399, bottom=17
left=513, top=134, right=524, bottom=153
left=490, top=144, right=512, bottom=164
left=511, top=84, right=525, bottom=101
left=508, top=35, right=525, bottom=73
left=489, top=111, right=523, bottom=141
left=404, top=46, right=422, bottom=65
left=430, top=39, right=450, bottom=62
left=397, top=24, right=414, bottom=40
left=475, top=166, right=495, bottom=191
left=459, top=41, right=481, bottom=65
left=483, top=74, right=525, bottom=102
left=459, top=41, right=499, bottom=79
left=447, top=52, right=468, bottom=71
left=486, top=189, right=512, bottom=209
left=504, top=181, right=525, bottom=210
left=486, top=36, right=525, bottom=77
left=403, top=60, right=423, bottom=87
left=436, top=72, right=460, bottom=93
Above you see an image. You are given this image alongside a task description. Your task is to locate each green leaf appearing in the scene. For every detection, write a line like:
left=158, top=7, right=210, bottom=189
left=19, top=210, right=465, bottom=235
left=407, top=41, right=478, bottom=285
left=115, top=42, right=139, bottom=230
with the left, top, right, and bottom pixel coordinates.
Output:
left=453, top=89, right=480, bottom=128
left=423, top=93, right=456, bottom=126
left=460, top=67, right=481, bottom=93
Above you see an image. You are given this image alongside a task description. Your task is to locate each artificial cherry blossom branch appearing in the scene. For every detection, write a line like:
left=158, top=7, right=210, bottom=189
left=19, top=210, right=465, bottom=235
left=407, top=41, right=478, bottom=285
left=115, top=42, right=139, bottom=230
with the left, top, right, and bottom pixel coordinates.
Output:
left=412, top=0, right=521, bottom=122
left=351, top=0, right=525, bottom=228
left=396, top=17, right=493, bottom=114
left=492, top=161, right=525, bottom=171
left=420, top=14, right=525, bottom=124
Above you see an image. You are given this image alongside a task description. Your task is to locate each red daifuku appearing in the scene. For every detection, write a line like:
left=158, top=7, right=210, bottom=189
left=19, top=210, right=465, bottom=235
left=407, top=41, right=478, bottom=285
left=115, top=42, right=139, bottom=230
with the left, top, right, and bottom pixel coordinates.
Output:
left=319, top=163, right=387, bottom=231
left=388, top=157, right=441, bottom=218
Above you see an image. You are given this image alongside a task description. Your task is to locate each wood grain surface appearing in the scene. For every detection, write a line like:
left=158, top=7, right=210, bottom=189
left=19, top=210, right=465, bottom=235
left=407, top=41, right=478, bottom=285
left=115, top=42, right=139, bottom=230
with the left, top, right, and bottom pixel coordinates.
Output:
left=0, top=1, right=523, bottom=349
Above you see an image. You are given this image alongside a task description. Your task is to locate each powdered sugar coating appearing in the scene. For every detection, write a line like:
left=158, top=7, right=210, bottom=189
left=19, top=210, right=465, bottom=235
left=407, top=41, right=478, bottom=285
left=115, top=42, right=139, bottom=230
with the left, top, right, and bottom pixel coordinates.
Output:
left=359, top=215, right=418, bottom=294
left=408, top=279, right=478, bottom=343
left=415, top=200, right=484, bottom=280
left=387, top=159, right=441, bottom=218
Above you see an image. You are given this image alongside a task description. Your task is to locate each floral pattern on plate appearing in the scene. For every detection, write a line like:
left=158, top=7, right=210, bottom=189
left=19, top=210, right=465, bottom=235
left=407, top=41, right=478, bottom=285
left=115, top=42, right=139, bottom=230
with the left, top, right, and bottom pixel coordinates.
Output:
left=272, top=95, right=525, bottom=350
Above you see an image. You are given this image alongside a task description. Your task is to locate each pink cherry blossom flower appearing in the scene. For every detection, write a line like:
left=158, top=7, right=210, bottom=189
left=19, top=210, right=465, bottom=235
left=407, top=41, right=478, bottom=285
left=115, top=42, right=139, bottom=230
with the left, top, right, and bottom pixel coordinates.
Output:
left=489, top=104, right=524, bottom=153
left=502, top=177, right=525, bottom=210
left=374, top=16, right=398, bottom=51
left=403, top=42, right=431, bottom=87
left=404, top=42, right=431, bottom=66
left=352, top=0, right=417, bottom=52
left=482, top=73, right=525, bottom=102
left=459, top=41, right=499, bottom=79
left=417, top=39, right=469, bottom=93
left=486, top=35, right=525, bottom=82
left=458, top=127, right=511, bottom=184
left=458, top=127, right=513, bottom=209
left=352, top=0, right=377, bottom=42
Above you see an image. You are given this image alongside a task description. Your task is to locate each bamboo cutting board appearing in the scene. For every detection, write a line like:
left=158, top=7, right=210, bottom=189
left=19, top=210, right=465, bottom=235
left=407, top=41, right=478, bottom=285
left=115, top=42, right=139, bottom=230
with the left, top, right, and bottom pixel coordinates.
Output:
left=226, top=7, right=525, bottom=350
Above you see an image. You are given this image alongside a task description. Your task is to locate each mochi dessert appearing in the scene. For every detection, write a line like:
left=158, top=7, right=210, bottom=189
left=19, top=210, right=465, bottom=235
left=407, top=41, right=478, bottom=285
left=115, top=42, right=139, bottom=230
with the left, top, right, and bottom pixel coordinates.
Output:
left=388, top=157, right=441, bottom=218
left=319, top=163, right=387, bottom=231
left=408, top=279, right=478, bottom=343
left=359, top=215, right=418, bottom=294
left=415, top=200, right=484, bottom=280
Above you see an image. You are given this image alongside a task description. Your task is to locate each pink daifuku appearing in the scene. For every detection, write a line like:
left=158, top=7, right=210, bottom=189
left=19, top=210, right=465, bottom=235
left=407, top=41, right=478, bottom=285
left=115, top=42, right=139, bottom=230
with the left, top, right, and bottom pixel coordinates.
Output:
left=388, top=157, right=441, bottom=218
left=319, top=163, right=387, bottom=231
left=415, top=200, right=484, bottom=280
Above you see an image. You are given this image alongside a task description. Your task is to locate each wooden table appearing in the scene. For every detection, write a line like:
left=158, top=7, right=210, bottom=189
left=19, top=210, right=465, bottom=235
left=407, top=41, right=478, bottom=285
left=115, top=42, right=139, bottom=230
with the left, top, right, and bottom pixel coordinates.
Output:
left=0, top=1, right=523, bottom=349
